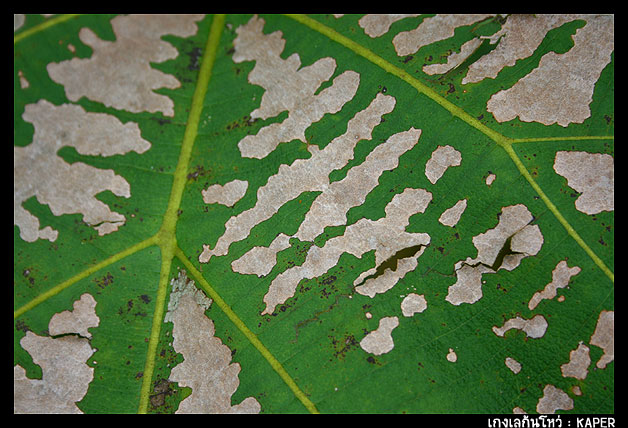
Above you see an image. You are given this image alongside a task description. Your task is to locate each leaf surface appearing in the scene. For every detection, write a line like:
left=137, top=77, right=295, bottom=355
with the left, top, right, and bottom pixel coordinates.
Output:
left=14, top=14, right=613, bottom=414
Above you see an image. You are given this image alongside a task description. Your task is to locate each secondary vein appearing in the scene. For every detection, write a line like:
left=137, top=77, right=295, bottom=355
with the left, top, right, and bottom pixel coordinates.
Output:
left=176, top=248, right=320, bottom=414
left=287, top=14, right=614, bottom=283
left=510, top=135, right=614, bottom=144
left=14, top=14, right=80, bottom=45
left=137, top=13, right=226, bottom=414
left=285, top=14, right=508, bottom=146
left=13, top=236, right=157, bottom=320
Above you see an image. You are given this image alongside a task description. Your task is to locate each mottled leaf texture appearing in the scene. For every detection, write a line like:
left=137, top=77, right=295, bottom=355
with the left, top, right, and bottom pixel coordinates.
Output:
left=15, top=14, right=613, bottom=414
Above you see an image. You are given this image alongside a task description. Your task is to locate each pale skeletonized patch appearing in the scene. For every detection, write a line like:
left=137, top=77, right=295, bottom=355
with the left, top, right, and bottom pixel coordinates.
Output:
left=492, top=314, right=548, bottom=339
left=471, top=205, right=542, bottom=268
left=47, top=15, right=204, bottom=117
left=48, top=294, right=99, bottom=339
left=487, top=15, right=614, bottom=127
left=463, top=15, right=577, bottom=85
left=360, top=316, right=399, bottom=355
left=164, top=270, right=212, bottom=324
left=14, top=293, right=99, bottom=413
left=424, top=145, right=461, bottom=184
left=445, top=263, right=493, bottom=306
left=400, top=293, right=427, bottom=317
left=589, top=310, right=613, bottom=369
left=14, top=100, right=150, bottom=242
left=560, top=342, right=591, bottom=380
left=553, top=151, right=614, bottom=215
left=528, top=260, right=581, bottom=310
left=231, top=233, right=291, bottom=276
left=202, top=180, right=248, bottom=207
left=358, top=14, right=420, bottom=38
left=393, top=14, right=493, bottom=57
left=18, top=70, right=29, bottom=88
left=295, top=125, right=421, bottom=243
left=438, top=199, right=467, bottom=227
left=446, top=204, right=543, bottom=305
left=232, top=15, right=359, bottom=159
left=536, top=385, right=574, bottom=414
left=167, top=273, right=260, bottom=413
left=264, top=187, right=431, bottom=314
left=354, top=254, right=425, bottom=299
left=200, top=94, right=397, bottom=264
left=446, top=348, right=457, bottom=362
left=505, top=357, right=522, bottom=374
left=423, top=38, right=483, bottom=75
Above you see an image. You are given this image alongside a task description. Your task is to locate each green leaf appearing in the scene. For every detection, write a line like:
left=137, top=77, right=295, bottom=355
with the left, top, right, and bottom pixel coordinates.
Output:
left=14, top=14, right=613, bottom=414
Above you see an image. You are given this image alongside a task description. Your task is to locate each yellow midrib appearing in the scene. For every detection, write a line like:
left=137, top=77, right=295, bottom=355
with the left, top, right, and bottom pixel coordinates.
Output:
left=137, top=14, right=317, bottom=414
left=14, top=13, right=318, bottom=415
left=136, top=12, right=226, bottom=411
left=286, top=14, right=614, bottom=284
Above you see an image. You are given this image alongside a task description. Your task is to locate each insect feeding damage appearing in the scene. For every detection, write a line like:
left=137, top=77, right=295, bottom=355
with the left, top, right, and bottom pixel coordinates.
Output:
left=423, top=38, right=483, bottom=76
left=14, top=294, right=100, bottom=414
left=357, top=14, right=420, bottom=38
left=424, top=145, right=462, bottom=185
left=186, top=14, right=613, bottom=412
left=548, top=310, right=613, bottom=391
left=14, top=100, right=151, bottom=242
left=486, top=15, right=614, bottom=127
left=15, top=14, right=205, bottom=243
left=528, top=260, right=581, bottom=310
left=360, top=14, right=613, bottom=128
left=360, top=316, right=399, bottom=356
left=504, top=357, right=522, bottom=374
left=463, top=14, right=577, bottom=85
left=391, top=14, right=493, bottom=57
left=438, top=199, right=467, bottom=227
left=560, top=342, right=591, bottom=380
left=199, top=93, right=395, bottom=264
left=47, top=15, right=205, bottom=117
left=200, top=14, right=371, bottom=264
left=400, top=293, right=427, bottom=317
left=201, top=179, right=249, bottom=208
left=536, top=384, right=574, bottom=414
left=590, top=310, right=613, bottom=370
left=553, top=151, right=614, bottom=215
left=492, top=314, right=548, bottom=339
left=164, top=270, right=212, bottom=323
left=165, top=270, right=260, bottom=413
left=446, top=204, right=543, bottom=306
left=232, top=15, right=359, bottom=159
left=201, top=16, right=443, bottom=319
left=265, top=187, right=431, bottom=314
left=446, top=348, right=458, bottom=363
